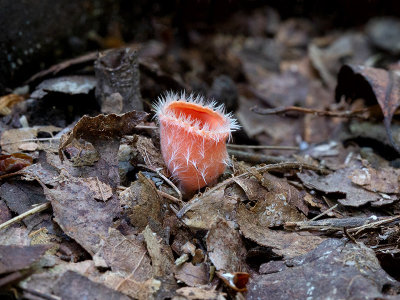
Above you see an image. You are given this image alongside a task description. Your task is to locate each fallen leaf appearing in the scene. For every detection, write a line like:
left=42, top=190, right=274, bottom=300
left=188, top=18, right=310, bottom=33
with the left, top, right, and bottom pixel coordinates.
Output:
left=336, top=65, right=400, bottom=153
left=120, top=173, right=162, bottom=231
left=52, top=270, right=130, bottom=300
left=206, top=219, right=248, bottom=273
left=93, top=228, right=152, bottom=281
left=44, top=173, right=120, bottom=255
left=235, top=174, right=307, bottom=227
left=0, top=244, right=50, bottom=275
left=176, top=287, right=227, bottom=300
left=175, top=262, right=209, bottom=287
left=0, top=153, right=33, bottom=175
left=1, top=126, right=61, bottom=154
left=59, top=111, right=147, bottom=188
left=350, top=166, right=400, bottom=194
left=247, top=239, right=400, bottom=299
left=143, top=225, right=175, bottom=277
left=30, top=76, right=96, bottom=99
left=238, top=206, right=324, bottom=259
left=298, top=168, right=395, bottom=207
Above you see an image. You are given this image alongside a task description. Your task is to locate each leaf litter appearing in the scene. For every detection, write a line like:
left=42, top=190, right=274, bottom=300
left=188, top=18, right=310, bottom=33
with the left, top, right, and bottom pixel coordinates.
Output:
left=2, top=5, right=400, bottom=300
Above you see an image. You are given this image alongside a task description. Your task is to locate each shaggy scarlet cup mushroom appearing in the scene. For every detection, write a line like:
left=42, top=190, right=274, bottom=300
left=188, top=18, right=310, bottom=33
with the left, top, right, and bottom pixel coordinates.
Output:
left=154, top=92, right=239, bottom=194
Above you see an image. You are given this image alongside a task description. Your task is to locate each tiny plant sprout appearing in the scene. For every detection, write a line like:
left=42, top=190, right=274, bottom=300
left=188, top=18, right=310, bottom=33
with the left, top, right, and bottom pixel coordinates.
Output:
left=154, top=91, right=239, bottom=194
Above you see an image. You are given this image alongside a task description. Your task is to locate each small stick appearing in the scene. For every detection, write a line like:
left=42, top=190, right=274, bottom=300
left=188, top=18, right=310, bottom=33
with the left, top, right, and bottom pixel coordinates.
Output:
left=348, top=215, right=400, bottom=235
left=310, top=204, right=338, bottom=221
left=135, top=125, right=158, bottom=130
left=0, top=202, right=51, bottom=230
left=138, top=164, right=182, bottom=201
left=251, top=105, right=371, bottom=120
left=228, top=149, right=290, bottom=164
left=157, top=190, right=182, bottom=205
left=228, top=144, right=299, bottom=151
left=1, top=137, right=61, bottom=145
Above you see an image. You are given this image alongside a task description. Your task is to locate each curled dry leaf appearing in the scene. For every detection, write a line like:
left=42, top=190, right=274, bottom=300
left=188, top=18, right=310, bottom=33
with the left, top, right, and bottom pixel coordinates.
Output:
left=336, top=65, right=400, bottom=153
left=0, top=153, right=33, bottom=175
left=58, top=111, right=147, bottom=188
left=206, top=219, right=248, bottom=273
left=216, top=271, right=250, bottom=292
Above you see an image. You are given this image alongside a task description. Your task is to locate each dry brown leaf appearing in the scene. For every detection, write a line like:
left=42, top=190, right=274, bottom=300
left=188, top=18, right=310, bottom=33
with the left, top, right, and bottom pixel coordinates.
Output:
left=206, top=219, right=248, bottom=273
left=175, top=262, right=209, bottom=287
left=120, top=173, right=162, bottom=231
left=176, top=287, right=227, bottom=300
left=143, top=225, right=175, bottom=277
left=298, top=167, right=396, bottom=207
left=350, top=166, right=400, bottom=194
left=93, top=228, right=152, bottom=281
left=247, top=239, right=399, bottom=299
left=1, top=125, right=61, bottom=154
left=0, top=244, right=51, bottom=275
left=238, top=207, right=324, bottom=259
left=58, top=111, right=147, bottom=188
left=53, top=270, right=130, bottom=300
left=336, top=65, right=400, bottom=153
left=44, top=173, right=120, bottom=255
left=235, top=174, right=307, bottom=227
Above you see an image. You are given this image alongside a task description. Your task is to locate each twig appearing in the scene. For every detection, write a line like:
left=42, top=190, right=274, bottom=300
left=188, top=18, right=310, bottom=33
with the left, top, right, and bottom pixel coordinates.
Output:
left=135, top=125, right=158, bottom=130
left=0, top=202, right=51, bottom=230
left=343, top=227, right=358, bottom=244
left=227, top=144, right=299, bottom=151
left=310, top=204, right=338, bottom=221
left=348, top=215, right=400, bottom=235
left=177, top=162, right=330, bottom=218
left=137, top=164, right=182, bottom=201
left=157, top=190, right=182, bottom=205
left=227, top=149, right=290, bottom=164
left=251, top=105, right=371, bottom=120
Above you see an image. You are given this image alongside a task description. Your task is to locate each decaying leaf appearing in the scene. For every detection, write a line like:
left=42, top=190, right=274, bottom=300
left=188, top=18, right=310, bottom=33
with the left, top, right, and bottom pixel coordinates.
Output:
left=181, top=186, right=237, bottom=230
left=0, top=153, right=33, bottom=175
left=336, top=64, right=400, bottom=152
left=176, top=287, right=227, bottom=300
left=30, top=75, right=97, bottom=99
left=58, top=111, right=147, bottom=188
left=119, top=173, right=162, bottom=231
left=0, top=244, right=51, bottom=275
left=235, top=174, right=307, bottom=227
left=298, top=167, right=396, bottom=207
left=238, top=207, right=324, bottom=259
left=350, top=166, right=400, bottom=194
left=1, top=125, right=61, bottom=154
left=175, top=262, right=209, bottom=287
left=93, top=228, right=152, bottom=281
left=206, top=219, right=248, bottom=273
left=44, top=173, right=120, bottom=255
left=53, top=270, right=130, bottom=300
left=143, top=225, right=175, bottom=277
left=247, top=239, right=400, bottom=299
